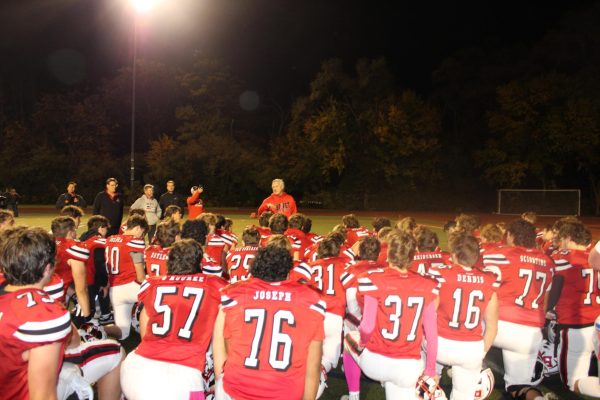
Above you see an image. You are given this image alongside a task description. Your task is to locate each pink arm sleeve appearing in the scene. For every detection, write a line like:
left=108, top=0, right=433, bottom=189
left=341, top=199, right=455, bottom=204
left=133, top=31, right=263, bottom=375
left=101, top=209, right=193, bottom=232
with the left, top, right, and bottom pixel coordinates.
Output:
left=359, top=295, right=378, bottom=345
left=422, top=301, right=438, bottom=377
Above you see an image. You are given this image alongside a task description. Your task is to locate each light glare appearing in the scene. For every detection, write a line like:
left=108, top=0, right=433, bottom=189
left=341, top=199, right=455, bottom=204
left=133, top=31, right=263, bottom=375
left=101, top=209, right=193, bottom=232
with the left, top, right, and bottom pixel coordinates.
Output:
left=132, top=0, right=158, bottom=14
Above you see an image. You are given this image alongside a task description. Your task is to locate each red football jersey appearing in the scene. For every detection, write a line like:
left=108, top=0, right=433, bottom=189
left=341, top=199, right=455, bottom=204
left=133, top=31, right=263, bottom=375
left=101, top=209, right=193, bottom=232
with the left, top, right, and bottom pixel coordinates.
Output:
left=81, top=236, right=106, bottom=285
left=297, top=256, right=348, bottom=316
left=434, top=264, right=498, bottom=341
left=105, top=234, right=146, bottom=286
left=357, top=269, right=438, bottom=359
left=226, top=246, right=258, bottom=283
left=54, top=238, right=90, bottom=290
left=552, top=248, right=600, bottom=325
left=201, top=253, right=223, bottom=277
left=144, top=245, right=170, bottom=277
left=221, top=278, right=325, bottom=400
left=340, top=260, right=386, bottom=290
left=345, top=227, right=371, bottom=247
left=410, top=250, right=452, bottom=276
left=377, top=242, right=389, bottom=265
left=257, top=227, right=272, bottom=247
left=285, top=228, right=311, bottom=261
left=0, top=286, right=72, bottom=400
left=482, top=246, right=554, bottom=327
left=44, top=273, right=66, bottom=302
left=306, top=232, right=323, bottom=244
left=205, top=234, right=231, bottom=265
left=216, top=229, right=238, bottom=247
left=136, top=274, right=225, bottom=370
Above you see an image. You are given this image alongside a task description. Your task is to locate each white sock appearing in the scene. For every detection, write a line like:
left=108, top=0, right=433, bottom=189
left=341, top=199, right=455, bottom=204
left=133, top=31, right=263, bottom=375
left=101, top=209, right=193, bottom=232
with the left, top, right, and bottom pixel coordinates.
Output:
left=577, top=377, right=600, bottom=397
left=349, top=392, right=359, bottom=400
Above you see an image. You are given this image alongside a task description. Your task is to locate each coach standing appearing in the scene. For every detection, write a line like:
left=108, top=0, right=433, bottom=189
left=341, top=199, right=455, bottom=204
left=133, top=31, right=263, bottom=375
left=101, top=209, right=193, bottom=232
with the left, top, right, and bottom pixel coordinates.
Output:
left=131, top=184, right=161, bottom=240
left=158, top=180, right=185, bottom=218
left=255, top=178, right=297, bottom=218
left=55, top=181, right=87, bottom=210
left=93, top=178, right=124, bottom=236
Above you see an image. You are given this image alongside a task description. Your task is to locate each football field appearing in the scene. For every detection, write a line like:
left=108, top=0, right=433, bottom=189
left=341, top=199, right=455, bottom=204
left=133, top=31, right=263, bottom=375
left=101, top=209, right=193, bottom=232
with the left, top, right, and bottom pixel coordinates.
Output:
left=12, top=206, right=600, bottom=399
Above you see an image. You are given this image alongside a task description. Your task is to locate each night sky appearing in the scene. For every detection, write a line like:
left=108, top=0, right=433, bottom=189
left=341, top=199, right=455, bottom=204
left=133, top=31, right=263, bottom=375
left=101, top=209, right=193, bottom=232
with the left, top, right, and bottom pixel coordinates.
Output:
left=1, top=0, right=595, bottom=104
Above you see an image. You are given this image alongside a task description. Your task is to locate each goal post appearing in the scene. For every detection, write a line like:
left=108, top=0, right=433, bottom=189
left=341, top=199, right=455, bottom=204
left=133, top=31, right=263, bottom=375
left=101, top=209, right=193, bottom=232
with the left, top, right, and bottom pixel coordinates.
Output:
left=496, top=189, right=581, bottom=216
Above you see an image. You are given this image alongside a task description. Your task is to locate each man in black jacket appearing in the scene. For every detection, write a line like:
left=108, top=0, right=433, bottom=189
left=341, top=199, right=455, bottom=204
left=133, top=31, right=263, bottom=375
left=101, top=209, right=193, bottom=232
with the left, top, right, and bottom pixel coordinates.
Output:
left=93, top=178, right=124, bottom=236
left=158, top=180, right=186, bottom=218
left=55, top=181, right=87, bottom=210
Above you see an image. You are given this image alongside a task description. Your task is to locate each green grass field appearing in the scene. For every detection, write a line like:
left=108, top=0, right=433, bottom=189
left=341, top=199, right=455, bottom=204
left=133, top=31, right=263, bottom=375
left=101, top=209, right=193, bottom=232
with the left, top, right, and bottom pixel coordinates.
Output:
left=11, top=207, right=595, bottom=400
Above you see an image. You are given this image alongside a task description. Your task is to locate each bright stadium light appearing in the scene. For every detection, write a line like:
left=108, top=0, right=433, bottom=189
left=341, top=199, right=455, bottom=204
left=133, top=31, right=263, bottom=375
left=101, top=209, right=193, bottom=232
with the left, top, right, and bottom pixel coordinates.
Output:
left=129, top=0, right=161, bottom=191
left=132, top=0, right=158, bottom=15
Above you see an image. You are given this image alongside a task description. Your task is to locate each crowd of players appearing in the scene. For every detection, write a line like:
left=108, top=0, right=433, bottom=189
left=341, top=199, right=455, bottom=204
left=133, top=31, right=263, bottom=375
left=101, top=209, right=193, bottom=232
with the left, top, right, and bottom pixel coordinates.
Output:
left=1, top=180, right=600, bottom=400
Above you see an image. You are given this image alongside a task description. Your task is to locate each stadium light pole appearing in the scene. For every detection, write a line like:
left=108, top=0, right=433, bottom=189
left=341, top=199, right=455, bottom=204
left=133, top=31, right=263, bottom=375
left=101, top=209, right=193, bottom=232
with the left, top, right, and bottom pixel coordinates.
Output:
left=130, top=0, right=157, bottom=192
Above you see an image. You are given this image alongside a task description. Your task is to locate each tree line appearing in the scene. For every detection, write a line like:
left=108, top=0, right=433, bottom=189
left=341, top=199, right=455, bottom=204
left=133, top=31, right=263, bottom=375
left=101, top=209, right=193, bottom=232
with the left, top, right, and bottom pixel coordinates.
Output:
left=1, top=6, right=599, bottom=213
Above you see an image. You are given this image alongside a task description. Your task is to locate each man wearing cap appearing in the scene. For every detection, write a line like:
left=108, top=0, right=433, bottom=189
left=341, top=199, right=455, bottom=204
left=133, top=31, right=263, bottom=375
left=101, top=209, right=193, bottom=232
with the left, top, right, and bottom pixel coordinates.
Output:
left=131, top=184, right=161, bottom=241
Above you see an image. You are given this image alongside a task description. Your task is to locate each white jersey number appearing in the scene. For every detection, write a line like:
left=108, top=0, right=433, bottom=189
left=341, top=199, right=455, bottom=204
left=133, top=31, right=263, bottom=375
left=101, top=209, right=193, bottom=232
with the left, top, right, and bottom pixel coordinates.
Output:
left=243, top=309, right=295, bottom=371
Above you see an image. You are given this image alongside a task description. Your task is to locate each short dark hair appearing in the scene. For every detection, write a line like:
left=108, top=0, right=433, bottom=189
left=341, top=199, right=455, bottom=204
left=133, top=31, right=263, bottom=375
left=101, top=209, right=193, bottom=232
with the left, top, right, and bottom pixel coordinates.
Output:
left=106, top=177, right=118, bottom=185
left=387, top=233, right=416, bottom=269
left=156, top=219, right=181, bottom=248
left=129, top=208, right=146, bottom=217
left=51, top=216, right=77, bottom=238
left=163, top=205, right=182, bottom=219
left=302, top=217, right=313, bottom=234
left=372, top=217, right=392, bottom=233
left=181, top=219, right=208, bottom=245
left=507, top=219, right=536, bottom=248
left=250, top=246, right=292, bottom=282
left=87, top=215, right=110, bottom=231
left=67, top=181, right=77, bottom=186
left=327, top=231, right=346, bottom=247
left=167, top=239, right=202, bottom=275
left=415, top=227, right=439, bottom=252
left=449, top=233, right=479, bottom=267
left=258, top=211, right=273, bottom=228
left=288, top=213, right=306, bottom=230
left=359, top=236, right=380, bottom=261
left=215, top=214, right=226, bottom=229
left=223, top=218, right=234, bottom=231
left=443, top=220, right=457, bottom=233
left=126, top=215, right=149, bottom=233
left=60, top=205, right=84, bottom=219
left=0, top=227, right=56, bottom=285
left=342, top=214, right=360, bottom=229
left=269, top=213, right=288, bottom=234
left=242, top=226, right=260, bottom=246
left=317, top=237, right=340, bottom=259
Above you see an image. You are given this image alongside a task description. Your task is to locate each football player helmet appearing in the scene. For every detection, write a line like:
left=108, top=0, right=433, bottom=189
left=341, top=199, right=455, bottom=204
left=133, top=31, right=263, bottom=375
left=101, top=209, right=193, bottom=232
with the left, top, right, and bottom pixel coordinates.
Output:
left=416, top=375, right=447, bottom=400
left=474, top=368, right=494, bottom=400
left=78, top=321, right=107, bottom=343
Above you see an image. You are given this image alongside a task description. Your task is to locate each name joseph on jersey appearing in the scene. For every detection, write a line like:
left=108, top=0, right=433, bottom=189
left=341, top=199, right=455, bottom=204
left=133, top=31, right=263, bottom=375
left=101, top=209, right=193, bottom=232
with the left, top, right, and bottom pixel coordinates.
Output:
left=252, top=290, right=292, bottom=302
